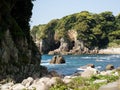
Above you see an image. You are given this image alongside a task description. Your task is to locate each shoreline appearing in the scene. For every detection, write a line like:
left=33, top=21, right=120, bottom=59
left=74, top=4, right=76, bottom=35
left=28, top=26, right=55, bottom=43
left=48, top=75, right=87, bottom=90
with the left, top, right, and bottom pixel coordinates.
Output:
left=0, top=65, right=120, bottom=90
left=98, top=47, right=120, bottom=54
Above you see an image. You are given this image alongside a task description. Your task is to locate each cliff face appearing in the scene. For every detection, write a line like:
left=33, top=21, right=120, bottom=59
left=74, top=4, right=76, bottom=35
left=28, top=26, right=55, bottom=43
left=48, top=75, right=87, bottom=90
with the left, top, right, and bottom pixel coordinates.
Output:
left=0, top=0, right=47, bottom=82
left=31, top=11, right=120, bottom=54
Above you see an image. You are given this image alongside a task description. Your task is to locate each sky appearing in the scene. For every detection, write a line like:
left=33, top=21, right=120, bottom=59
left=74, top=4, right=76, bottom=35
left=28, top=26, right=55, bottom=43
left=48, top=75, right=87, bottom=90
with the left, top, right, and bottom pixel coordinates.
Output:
left=30, top=0, right=120, bottom=27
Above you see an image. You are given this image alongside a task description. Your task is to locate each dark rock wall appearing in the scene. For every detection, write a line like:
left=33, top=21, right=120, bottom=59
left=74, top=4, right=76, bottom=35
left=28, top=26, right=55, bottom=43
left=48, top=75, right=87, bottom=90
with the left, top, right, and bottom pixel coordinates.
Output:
left=0, top=0, right=47, bottom=82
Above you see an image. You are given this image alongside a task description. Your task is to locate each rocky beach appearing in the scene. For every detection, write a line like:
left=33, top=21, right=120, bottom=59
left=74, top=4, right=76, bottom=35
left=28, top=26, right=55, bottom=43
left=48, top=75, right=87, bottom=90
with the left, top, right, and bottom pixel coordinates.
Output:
left=0, top=64, right=120, bottom=90
left=1, top=0, right=120, bottom=90
left=99, top=48, right=120, bottom=54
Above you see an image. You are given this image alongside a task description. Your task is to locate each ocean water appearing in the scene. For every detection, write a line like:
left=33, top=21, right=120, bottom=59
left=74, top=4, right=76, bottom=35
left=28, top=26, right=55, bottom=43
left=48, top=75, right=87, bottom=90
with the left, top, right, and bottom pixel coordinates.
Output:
left=41, top=54, right=120, bottom=75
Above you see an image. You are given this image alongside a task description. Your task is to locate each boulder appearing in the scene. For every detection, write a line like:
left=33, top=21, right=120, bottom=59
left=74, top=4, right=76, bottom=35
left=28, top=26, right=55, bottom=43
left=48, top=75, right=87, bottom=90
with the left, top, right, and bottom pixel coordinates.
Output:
left=22, top=77, right=34, bottom=87
left=37, top=77, right=51, bottom=85
left=81, top=67, right=98, bottom=78
left=87, top=64, right=95, bottom=68
left=0, top=82, right=14, bottom=90
left=106, top=64, right=114, bottom=70
left=12, top=83, right=26, bottom=90
left=28, top=77, right=50, bottom=90
left=28, top=82, right=49, bottom=90
left=63, top=78, right=72, bottom=84
left=50, top=55, right=65, bottom=64
left=80, top=64, right=95, bottom=70
left=46, top=77, right=62, bottom=87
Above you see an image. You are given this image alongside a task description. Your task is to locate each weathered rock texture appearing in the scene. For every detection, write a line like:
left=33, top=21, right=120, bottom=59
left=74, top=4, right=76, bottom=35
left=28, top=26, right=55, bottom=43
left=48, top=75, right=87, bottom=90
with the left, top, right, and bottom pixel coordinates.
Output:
left=35, top=29, right=99, bottom=55
left=50, top=55, right=65, bottom=64
left=0, top=0, right=47, bottom=82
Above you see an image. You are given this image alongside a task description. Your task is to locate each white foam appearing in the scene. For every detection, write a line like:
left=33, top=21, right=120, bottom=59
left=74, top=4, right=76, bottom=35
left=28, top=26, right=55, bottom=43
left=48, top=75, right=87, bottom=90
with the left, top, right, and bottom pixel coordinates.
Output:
left=95, top=66, right=102, bottom=69
left=41, top=63, right=49, bottom=65
left=77, top=68, right=86, bottom=71
left=96, top=59, right=103, bottom=62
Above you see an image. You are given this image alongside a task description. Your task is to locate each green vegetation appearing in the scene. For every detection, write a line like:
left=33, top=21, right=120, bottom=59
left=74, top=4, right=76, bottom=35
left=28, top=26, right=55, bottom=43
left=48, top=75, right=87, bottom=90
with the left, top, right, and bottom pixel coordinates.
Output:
left=50, top=74, right=119, bottom=90
left=31, top=11, right=120, bottom=49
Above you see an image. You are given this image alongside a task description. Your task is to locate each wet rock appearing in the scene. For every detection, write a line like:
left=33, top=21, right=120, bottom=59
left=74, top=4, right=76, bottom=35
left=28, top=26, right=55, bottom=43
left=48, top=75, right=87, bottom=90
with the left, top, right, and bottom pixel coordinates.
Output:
left=0, top=82, right=14, bottom=90
left=87, top=64, right=95, bottom=68
left=50, top=55, right=65, bottom=64
left=106, top=64, right=114, bottom=70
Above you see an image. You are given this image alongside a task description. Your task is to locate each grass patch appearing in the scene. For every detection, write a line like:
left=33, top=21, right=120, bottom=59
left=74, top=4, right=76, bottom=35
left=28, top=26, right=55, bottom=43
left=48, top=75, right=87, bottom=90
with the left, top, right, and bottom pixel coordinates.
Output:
left=50, top=74, right=119, bottom=90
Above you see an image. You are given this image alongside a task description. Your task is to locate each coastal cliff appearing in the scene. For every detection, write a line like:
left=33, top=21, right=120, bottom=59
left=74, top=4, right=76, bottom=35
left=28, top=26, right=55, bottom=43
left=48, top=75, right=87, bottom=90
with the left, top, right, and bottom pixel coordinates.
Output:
left=0, top=0, right=47, bottom=82
left=31, top=11, right=120, bottom=54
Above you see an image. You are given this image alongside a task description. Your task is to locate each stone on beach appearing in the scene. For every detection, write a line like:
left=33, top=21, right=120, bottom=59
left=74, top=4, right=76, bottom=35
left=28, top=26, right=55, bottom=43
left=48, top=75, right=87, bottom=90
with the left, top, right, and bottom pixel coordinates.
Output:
left=12, top=83, right=26, bottom=90
left=81, top=67, right=98, bottom=78
left=28, top=82, right=49, bottom=90
left=22, top=77, right=34, bottom=87
left=79, top=64, right=95, bottom=70
left=47, top=77, right=61, bottom=86
left=63, top=78, right=72, bottom=84
left=106, top=64, right=114, bottom=70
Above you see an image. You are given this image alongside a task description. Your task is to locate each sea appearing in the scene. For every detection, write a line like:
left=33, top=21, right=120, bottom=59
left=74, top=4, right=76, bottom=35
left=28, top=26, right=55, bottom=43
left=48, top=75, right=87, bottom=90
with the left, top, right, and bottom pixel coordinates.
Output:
left=41, top=54, right=120, bottom=75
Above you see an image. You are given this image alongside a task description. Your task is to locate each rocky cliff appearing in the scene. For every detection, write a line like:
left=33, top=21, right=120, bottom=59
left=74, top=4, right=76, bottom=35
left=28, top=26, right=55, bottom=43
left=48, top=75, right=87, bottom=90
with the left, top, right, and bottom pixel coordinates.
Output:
left=0, top=0, right=47, bottom=82
left=31, top=11, right=120, bottom=54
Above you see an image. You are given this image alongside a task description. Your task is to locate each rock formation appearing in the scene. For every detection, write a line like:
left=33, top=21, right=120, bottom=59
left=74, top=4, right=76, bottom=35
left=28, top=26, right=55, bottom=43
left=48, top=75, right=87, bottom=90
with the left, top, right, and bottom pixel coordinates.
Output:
left=50, top=55, right=65, bottom=64
left=0, top=0, right=47, bottom=82
left=34, top=28, right=99, bottom=55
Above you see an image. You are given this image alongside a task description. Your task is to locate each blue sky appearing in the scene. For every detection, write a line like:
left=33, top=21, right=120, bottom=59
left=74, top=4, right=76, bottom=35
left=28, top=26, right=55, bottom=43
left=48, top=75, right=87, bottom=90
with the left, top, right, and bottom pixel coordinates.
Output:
left=30, top=0, right=120, bottom=27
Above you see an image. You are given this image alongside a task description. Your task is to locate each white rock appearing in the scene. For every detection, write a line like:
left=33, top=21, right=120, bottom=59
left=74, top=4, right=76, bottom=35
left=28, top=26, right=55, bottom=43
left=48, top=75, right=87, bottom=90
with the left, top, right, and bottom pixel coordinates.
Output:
left=35, top=77, right=50, bottom=85
left=87, top=67, right=98, bottom=74
left=22, top=77, right=34, bottom=87
left=46, top=77, right=61, bottom=86
left=1, top=82, right=14, bottom=90
left=100, top=70, right=114, bottom=76
left=81, top=67, right=98, bottom=78
left=93, top=79, right=107, bottom=84
left=28, top=82, right=49, bottom=90
left=63, top=78, right=72, bottom=84
left=12, top=83, right=26, bottom=90
left=113, top=72, right=119, bottom=76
